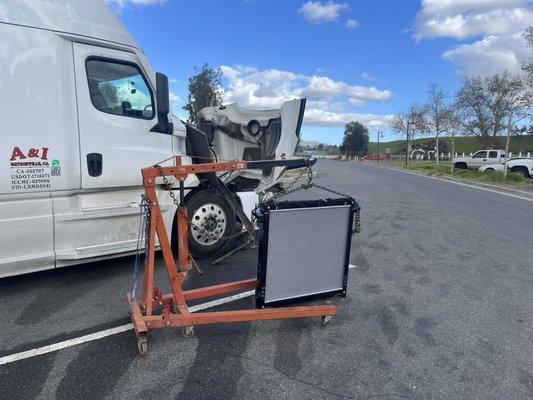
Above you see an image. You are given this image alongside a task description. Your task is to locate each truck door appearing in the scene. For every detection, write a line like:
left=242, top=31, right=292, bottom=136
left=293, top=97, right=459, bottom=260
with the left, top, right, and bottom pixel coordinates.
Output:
left=54, top=43, right=175, bottom=263
left=73, top=43, right=173, bottom=188
left=471, top=151, right=487, bottom=169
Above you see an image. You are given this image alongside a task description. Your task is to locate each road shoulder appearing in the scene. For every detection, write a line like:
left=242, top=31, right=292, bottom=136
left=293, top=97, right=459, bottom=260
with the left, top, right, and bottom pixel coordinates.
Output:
left=375, top=163, right=533, bottom=202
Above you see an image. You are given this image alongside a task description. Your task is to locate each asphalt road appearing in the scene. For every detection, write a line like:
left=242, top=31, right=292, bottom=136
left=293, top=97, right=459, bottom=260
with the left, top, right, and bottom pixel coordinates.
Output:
left=0, top=160, right=532, bottom=400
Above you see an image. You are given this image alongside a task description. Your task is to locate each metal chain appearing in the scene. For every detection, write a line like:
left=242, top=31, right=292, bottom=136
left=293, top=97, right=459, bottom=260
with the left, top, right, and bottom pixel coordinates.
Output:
left=312, top=183, right=361, bottom=234
left=131, top=194, right=150, bottom=301
left=266, top=167, right=361, bottom=234
left=154, top=165, right=253, bottom=244
left=150, top=162, right=360, bottom=248
left=266, top=167, right=314, bottom=201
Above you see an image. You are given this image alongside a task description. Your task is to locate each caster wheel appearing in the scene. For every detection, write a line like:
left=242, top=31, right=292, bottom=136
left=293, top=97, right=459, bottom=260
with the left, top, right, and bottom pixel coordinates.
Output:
left=183, top=326, right=194, bottom=338
left=137, top=339, right=148, bottom=356
left=320, top=316, right=332, bottom=327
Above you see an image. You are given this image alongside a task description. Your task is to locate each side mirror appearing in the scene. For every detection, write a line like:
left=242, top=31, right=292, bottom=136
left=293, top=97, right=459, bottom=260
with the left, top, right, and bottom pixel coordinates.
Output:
left=150, top=72, right=173, bottom=134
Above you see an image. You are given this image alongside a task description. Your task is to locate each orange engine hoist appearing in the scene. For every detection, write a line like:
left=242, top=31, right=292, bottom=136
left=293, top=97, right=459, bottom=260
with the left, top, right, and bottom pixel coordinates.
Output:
left=127, top=155, right=337, bottom=355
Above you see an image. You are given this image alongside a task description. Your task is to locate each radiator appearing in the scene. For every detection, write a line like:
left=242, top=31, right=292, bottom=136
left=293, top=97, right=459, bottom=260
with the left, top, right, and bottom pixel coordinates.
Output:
left=255, top=197, right=358, bottom=307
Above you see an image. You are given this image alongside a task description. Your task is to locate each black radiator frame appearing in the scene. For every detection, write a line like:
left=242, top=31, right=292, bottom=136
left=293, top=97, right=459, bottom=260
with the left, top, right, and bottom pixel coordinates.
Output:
left=255, top=197, right=358, bottom=308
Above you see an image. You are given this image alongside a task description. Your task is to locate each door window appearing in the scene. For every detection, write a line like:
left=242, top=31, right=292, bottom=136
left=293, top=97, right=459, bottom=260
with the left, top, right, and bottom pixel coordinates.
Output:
left=86, top=58, right=154, bottom=119
left=473, top=151, right=487, bottom=159
left=488, top=151, right=498, bottom=158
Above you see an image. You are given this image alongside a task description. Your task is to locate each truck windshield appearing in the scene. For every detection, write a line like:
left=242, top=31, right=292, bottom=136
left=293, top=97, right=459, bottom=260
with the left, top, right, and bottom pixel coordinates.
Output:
left=86, top=58, right=154, bottom=119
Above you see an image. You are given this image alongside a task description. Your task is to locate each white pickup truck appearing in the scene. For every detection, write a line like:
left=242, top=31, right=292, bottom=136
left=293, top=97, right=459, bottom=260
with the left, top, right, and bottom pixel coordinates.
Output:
left=452, top=150, right=506, bottom=170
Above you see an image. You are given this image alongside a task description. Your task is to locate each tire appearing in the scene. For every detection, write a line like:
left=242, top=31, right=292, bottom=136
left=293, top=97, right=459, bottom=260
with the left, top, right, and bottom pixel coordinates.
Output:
left=511, top=166, right=530, bottom=178
left=484, top=168, right=494, bottom=172
left=183, top=189, right=237, bottom=258
left=454, top=162, right=467, bottom=170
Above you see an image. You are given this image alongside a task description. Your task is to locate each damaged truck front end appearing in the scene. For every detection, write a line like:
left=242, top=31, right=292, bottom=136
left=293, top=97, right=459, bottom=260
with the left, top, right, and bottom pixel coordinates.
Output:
left=179, top=98, right=307, bottom=258
left=196, top=98, right=306, bottom=192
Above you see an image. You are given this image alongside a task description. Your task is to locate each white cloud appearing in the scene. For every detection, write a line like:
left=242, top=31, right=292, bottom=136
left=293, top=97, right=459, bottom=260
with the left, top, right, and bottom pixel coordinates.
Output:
left=345, top=19, right=359, bottom=29
left=414, top=6, right=533, bottom=40
left=219, top=65, right=299, bottom=109
left=298, top=76, right=345, bottom=100
left=219, top=65, right=393, bottom=127
left=361, top=71, right=386, bottom=83
left=413, top=0, right=533, bottom=76
left=220, top=65, right=393, bottom=110
left=304, top=108, right=394, bottom=128
left=299, top=1, right=349, bottom=24
left=106, top=0, right=167, bottom=11
left=169, top=92, right=181, bottom=104
left=442, top=33, right=530, bottom=77
left=416, top=0, right=527, bottom=21
left=169, top=77, right=178, bottom=84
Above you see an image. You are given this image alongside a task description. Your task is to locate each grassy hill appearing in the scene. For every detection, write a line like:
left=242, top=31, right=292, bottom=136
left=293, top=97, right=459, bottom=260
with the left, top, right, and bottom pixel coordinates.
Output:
left=368, top=135, right=533, bottom=155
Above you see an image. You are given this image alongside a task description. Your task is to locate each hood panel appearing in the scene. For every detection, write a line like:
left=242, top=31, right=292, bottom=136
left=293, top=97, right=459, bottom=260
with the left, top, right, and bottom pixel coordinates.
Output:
left=197, top=99, right=306, bottom=192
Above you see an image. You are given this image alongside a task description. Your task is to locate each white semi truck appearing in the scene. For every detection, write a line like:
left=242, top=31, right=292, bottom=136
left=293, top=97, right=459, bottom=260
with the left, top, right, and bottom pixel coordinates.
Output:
left=0, top=0, right=306, bottom=277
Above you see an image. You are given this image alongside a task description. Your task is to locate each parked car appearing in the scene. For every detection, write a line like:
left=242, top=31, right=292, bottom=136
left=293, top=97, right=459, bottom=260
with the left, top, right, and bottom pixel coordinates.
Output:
left=478, top=163, right=505, bottom=172
left=479, top=158, right=533, bottom=178
left=452, top=150, right=506, bottom=170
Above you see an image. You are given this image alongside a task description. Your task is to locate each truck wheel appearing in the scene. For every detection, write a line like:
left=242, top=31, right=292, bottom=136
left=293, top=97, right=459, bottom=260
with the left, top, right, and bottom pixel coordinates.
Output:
left=184, top=189, right=237, bottom=258
left=511, top=166, right=529, bottom=178
left=454, top=162, right=467, bottom=169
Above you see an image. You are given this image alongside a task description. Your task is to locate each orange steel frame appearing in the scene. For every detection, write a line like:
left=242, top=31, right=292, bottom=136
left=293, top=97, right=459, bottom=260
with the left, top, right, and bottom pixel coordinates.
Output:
left=127, top=156, right=336, bottom=353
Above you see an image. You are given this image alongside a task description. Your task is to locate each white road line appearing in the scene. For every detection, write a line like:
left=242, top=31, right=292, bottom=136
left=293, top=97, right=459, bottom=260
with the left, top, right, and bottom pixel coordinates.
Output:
left=348, top=264, right=357, bottom=269
left=188, top=289, right=255, bottom=312
left=462, top=180, right=533, bottom=196
left=386, top=167, right=533, bottom=203
left=0, top=324, right=134, bottom=365
left=0, top=290, right=256, bottom=366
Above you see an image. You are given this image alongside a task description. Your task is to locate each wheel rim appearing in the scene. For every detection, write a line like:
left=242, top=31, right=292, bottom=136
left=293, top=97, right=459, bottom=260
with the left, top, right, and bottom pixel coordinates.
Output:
left=190, top=203, right=227, bottom=246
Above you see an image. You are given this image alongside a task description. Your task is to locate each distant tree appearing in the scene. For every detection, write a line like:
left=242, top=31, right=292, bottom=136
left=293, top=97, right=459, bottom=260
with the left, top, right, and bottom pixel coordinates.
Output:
left=183, top=63, right=224, bottom=126
left=523, top=27, right=533, bottom=88
left=455, top=72, right=528, bottom=149
left=423, top=84, right=449, bottom=165
left=518, top=124, right=533, bottom=135
left=443, top=103, right=463, bottom=172
left=327, top=144, right=341, bottom=156
left=499, top=74, right=532, bottom=177
left=340, top=121, right=369, bottom=157
left=417, top=138, right=449, bottom=155
left=391, top=104, right=427, bottom=164
left=455, top=77, right=495, bottom=146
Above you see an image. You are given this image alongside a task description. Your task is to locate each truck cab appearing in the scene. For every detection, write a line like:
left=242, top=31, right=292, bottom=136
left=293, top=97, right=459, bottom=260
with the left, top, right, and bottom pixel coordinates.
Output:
left=0, top=0, right=305, bottom=277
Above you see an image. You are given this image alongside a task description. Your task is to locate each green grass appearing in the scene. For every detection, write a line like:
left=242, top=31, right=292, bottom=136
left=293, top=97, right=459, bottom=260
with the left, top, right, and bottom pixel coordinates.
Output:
left=392, top=161, right=533, bottom=189
left=369, top=135, right=533, bottom=155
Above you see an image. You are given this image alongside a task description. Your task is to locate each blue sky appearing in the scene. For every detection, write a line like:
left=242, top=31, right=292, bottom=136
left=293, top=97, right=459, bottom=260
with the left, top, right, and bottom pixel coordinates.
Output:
left=110, top=0, right=532, bottom=144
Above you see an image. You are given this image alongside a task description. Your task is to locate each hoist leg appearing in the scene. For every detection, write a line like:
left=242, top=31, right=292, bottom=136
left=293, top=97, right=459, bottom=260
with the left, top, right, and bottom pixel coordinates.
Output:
left=142, top=305, right=337, bottom=328
left=177, top=207, right=189, bottom=271
left=153, top=203, right=189, bottom=313
left=143, top=203, right=157, bottom=316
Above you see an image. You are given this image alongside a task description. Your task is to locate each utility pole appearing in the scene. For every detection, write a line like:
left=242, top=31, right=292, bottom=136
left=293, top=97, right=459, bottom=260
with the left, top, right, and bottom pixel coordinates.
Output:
left=405, top=119, right=410, bottom=165
left=377, top=131, right=383, bottom=163
left=405, top=115, right=416, bottom=165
